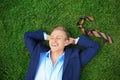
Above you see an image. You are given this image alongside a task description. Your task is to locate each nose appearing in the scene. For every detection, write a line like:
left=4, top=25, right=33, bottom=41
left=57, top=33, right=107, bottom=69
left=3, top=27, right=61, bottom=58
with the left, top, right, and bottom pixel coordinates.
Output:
left=53, top=38, right=57, bottom=42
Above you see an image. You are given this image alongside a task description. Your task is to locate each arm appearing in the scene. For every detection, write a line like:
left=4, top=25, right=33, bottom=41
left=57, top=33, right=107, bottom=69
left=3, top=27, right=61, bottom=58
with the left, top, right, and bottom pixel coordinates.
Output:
left=24, top=30, right=49, bottom=55
left=77, top=35, right=100, bottom=66
left=68, top=35, right=100, bottom=66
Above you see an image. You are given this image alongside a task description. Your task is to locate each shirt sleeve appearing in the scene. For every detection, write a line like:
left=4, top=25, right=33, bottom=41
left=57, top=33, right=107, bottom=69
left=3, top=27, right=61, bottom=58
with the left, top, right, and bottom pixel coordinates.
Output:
left=75, top=37, right=80, bottom=44
left=43, top=32, right=47, bottom=40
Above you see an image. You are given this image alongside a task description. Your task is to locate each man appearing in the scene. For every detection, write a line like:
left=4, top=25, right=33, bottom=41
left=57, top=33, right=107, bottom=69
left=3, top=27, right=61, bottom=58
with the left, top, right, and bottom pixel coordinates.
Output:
left=24, top=25, right=100, bottom=80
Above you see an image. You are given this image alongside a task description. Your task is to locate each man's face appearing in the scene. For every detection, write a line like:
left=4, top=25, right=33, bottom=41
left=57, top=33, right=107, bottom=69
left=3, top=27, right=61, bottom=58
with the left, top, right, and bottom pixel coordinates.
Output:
left=49, top=30, right=68, bottom=52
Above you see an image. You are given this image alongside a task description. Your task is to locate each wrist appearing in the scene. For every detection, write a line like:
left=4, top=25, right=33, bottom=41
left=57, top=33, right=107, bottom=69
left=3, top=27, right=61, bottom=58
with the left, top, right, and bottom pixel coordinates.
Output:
left=46, top=35, right=50, bottom=40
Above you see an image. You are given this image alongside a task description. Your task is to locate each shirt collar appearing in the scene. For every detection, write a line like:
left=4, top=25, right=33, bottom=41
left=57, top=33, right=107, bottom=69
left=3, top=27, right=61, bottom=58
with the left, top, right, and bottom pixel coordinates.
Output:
left=46, top=50, right=65, bottom=62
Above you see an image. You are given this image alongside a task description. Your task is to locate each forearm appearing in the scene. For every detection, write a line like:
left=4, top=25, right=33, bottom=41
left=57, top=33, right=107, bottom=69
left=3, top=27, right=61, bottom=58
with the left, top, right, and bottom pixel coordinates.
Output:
left=24, top=30, right=46, bottom=54
left=76, top=35, right=100, bottom=66
left=24, top=30, right=45, bottom=41
left=76, top=35, right=100, bottom=49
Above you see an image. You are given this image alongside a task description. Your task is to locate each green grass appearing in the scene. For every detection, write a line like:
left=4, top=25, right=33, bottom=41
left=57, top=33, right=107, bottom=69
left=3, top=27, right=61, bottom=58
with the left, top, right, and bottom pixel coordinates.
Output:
left=0, top=0, right=120, bottom=80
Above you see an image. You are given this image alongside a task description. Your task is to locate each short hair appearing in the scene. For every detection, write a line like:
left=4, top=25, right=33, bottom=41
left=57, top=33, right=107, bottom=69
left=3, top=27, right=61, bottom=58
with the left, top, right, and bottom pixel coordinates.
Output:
left=52, top=25, right=70, bottom=40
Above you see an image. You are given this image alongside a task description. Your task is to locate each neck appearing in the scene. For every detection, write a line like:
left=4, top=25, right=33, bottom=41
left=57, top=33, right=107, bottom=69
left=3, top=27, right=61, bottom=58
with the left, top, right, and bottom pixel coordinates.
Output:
left=50, top=50, right=64, bottom=66
left=51, top=50, right=64, bottom=56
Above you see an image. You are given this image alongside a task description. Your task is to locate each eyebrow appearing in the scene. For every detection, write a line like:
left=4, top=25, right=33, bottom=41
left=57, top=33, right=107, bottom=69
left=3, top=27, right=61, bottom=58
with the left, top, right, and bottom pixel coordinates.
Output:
left=50, top=35, right=64, bottom=37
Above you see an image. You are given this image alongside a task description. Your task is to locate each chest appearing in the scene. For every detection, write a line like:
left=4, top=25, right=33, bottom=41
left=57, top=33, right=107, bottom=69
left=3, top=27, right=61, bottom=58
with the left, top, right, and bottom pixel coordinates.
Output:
left=35, top=53, right=64, bottom=80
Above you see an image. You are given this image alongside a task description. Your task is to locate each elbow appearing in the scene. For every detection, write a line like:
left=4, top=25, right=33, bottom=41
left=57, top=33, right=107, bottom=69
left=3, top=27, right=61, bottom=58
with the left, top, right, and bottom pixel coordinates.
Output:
left=24, top=32, right=30, bottom=38
left=24, top=32, right=30, bottom=41
left=24, top=32, right=27, bottom=40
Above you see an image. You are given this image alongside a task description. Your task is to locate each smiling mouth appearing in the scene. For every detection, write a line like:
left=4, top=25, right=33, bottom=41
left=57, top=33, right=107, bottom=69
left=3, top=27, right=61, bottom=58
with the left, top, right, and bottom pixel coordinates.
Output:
left=51, top=43, right=58, bottom=48
left=52, top=44, right=57, bottom=47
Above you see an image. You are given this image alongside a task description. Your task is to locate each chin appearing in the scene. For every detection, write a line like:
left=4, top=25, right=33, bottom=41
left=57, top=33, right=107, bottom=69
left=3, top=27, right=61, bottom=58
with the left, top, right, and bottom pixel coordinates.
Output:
left=50, top=48, right=58, bottom=52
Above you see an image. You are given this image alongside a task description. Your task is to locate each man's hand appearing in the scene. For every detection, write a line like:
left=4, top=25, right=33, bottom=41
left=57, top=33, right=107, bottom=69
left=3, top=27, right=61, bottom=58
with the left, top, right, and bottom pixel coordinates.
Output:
left=67, top=37, right=76, bottom=45
left=46, top=34, right=51, bottom=40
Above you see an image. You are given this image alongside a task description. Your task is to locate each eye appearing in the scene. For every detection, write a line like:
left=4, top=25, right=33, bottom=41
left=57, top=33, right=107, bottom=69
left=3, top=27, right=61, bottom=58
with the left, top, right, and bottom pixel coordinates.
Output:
left=57, top=37, right=62, bottom=40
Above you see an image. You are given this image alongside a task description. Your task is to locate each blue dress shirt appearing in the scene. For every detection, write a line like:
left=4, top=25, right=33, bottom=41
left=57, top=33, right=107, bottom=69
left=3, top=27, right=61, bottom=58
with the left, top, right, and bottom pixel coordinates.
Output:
left=35, top=51, right=64, bottom=80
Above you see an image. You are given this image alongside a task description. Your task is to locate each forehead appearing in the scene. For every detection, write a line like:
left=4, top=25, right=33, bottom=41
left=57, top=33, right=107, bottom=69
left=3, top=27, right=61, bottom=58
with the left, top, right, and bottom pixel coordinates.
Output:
left=51, top=30, right=66, bottom=37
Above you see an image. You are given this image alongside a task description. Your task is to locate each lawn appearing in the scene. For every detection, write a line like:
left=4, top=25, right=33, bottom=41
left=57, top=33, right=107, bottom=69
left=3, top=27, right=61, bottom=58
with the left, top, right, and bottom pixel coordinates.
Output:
left=0, top=0, right=120, bottom=80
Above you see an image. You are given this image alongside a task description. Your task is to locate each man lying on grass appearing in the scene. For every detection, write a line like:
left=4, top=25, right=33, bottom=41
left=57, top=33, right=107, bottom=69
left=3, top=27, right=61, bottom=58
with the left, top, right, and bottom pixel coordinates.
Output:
left=24, top=25, right=100, bottom=80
